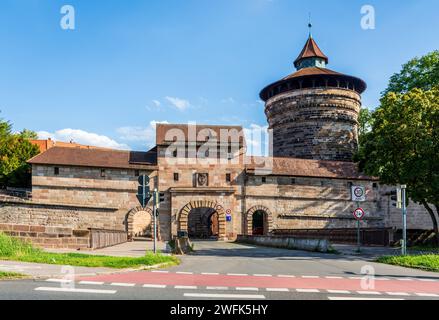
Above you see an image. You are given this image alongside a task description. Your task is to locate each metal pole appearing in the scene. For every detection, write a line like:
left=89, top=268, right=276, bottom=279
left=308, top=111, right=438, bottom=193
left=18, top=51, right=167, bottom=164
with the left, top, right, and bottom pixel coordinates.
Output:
left=153, top=188, right=157, bottom=254
left=356, top=201, right=361, bottom=253
left=401, top=185, right=407, bottom=255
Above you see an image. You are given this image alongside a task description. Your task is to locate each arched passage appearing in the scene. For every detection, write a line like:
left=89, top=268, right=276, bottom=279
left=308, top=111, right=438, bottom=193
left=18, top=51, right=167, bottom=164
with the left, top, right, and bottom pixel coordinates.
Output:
left=126, top=207, right=159, bottom=240
left=179, top=201, right=227, bottom=240
left=246, top=206, right=273, bottom=236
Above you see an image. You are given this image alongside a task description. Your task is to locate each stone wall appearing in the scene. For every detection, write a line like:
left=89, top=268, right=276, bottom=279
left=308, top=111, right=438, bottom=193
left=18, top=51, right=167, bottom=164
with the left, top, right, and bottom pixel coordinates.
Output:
left=265, top=88, right=361, bottom=161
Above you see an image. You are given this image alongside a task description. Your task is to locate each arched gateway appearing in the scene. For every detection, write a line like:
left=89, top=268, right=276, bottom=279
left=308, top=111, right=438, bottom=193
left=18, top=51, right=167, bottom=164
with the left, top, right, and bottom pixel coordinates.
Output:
left=126, top=207, right=160, bottom=240
left=246, top=206, right=273, bottom=236
left=179, top=201, right=227, bottom=240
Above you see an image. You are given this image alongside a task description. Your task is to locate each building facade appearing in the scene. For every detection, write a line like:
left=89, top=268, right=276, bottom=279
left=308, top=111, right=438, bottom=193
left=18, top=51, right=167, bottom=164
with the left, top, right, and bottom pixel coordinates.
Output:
left=0, top=34, right=436, bottom=248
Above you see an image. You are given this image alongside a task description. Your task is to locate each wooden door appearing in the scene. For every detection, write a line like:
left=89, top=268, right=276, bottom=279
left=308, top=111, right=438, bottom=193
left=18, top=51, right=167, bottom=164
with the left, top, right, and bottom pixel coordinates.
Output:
left=210, top=212, right=219, bottom=237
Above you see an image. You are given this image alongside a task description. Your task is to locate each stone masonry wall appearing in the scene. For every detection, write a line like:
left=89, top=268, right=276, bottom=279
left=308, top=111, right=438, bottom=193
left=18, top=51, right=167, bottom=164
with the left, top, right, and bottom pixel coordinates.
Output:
left=265, top=88, right=361, bottom=161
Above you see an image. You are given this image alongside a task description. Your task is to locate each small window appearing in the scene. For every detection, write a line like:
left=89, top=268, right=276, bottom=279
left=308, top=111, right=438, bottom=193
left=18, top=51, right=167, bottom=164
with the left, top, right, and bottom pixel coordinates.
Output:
left=54, top=167, right=60, bottom=175
left=101, top=169, right=106, bottom=178
left=226, top=173, right=231, bottom=183
left=135, top=170, right=140, bottom=177
left=261, top=177, right=267, bottom=183
left=291, top=178, right=296, bottom=185
left=173, top=150, right=178, bottom=158
left=174, top=173, right=179, bottom=182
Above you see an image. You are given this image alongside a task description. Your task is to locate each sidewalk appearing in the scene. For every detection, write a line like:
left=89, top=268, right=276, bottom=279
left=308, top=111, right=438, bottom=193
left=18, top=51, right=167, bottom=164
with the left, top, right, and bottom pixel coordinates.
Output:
left=0, top=260, right=114, bottom=279
left=46, top=240, right=169, bottom=257
left=333, top=244, right=405, bottom=260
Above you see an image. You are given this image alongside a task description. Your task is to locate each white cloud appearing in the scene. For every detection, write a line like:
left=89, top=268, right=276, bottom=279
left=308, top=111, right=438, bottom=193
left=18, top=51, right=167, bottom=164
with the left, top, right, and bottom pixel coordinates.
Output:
left=117, top=121, right=169, bottom=148
left=152, top=100, right=161, bottom=107
left=37, top=129, right=130, bottom=150
left=165, top=96, right=190, bottom=111
left=221, top=97, right=236, bottom=104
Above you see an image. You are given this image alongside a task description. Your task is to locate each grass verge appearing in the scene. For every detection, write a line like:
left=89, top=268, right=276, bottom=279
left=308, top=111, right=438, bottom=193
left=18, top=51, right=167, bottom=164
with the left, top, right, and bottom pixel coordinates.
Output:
left=0, top=271, right=27, bottom=280
left=377, top=254, right=439, bottom=272
left=0, top=232, right=179, bottom=269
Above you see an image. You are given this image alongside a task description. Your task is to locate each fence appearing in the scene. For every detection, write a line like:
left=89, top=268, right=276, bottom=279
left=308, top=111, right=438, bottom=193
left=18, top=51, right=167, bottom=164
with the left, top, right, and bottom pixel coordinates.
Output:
left=271, top=228, right=393, bottom=246
left=89, top=228, right=128, bottom=250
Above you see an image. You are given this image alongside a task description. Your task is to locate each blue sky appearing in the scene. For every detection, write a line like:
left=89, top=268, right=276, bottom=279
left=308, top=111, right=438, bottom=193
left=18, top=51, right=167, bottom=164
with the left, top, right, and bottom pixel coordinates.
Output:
left=0, top=0, right=438, bottom=151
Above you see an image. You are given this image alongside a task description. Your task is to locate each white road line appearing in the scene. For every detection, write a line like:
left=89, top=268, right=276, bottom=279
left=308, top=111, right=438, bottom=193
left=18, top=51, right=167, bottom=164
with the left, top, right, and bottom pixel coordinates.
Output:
left=176, top=272, right=194, bottom=275
left=348, top=277, right=363, bottom=280
left=301, top=276, right=319, bottom=279
left=419, top=279, right=438, bottom=282
left=325, top=276, right=343, bottom=279
left=201, top=273, right=220, bottom=276
left=397, top=278, right=414, bottom=281
left=111, top=283, right=136, bottom=287
left=266, top=288, right=289, bottom=292
left=296, top=289, right=320, bottom=293
left=386, top=292, right=411, bottom=296
left=175, top=286, right=198, bottom=290
left=46, top=279, right=73, bottom=283
left=143, top=284, right=167, bottom=289
left=415, top=293, right=439, bottom=297
left=357, top=291, right=382, bottom=295
left=253, top=274, right=272, bottom=277
left=376, top=278, right=390, bottom=281
left=151, top=271, right=169, bottom=273
left=79, top=281, right=104, bottom=286
left=278, top=275, right=296, bottom=278
left=184, top=293, right=266, bottom=300
left=228, top=273, right=248, bottom=276
left=206, top=287, right=229, bottom=291
left=35, top=287, right=116, bottom=294
left=328, top=296, right=404, bottom=301
left=327, top=290, right=351, bottom=294
left=236, top=287, right=259, bottom=291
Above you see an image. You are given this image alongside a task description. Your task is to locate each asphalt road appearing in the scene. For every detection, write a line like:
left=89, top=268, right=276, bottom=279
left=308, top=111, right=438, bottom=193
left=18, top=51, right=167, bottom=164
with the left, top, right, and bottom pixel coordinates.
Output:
left=1, top=241, right=438, bottom=301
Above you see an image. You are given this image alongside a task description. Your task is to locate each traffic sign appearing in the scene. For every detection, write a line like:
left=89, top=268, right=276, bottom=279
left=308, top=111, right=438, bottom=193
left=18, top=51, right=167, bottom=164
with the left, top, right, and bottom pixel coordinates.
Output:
left=351, top=186, right=366, bottom=202
left=353, top=208, right=366, bottom=221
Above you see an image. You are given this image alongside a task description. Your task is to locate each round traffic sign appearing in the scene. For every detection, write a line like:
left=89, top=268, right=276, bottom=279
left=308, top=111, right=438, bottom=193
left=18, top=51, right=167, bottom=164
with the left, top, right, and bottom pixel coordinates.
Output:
left=354, top=187, right=364, bottom=198
left=226, top=209, right=231, bottom=215
left=353, top=208, right=365, bottom=221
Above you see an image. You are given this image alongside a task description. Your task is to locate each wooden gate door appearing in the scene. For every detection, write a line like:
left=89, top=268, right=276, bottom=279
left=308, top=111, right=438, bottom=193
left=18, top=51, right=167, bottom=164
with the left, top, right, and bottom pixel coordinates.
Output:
left=210, top=212, right=219, bottom=237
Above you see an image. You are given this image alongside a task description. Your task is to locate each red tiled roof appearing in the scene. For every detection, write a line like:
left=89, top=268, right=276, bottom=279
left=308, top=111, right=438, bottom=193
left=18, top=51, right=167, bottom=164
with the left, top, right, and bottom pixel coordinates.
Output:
left=246, top=157, right=376, bottom=180
left=156, top=124, right=245, bottom=146
left=28, top=147, right=157, bottom=170
left=283, top=67, right=342, bottom=80
left=294, top=36, right=329, bottom=68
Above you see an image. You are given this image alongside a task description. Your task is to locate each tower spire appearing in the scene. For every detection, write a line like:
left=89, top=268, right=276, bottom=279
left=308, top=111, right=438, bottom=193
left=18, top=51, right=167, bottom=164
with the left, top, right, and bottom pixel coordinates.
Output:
left=308, top=13, right=313, bottom=38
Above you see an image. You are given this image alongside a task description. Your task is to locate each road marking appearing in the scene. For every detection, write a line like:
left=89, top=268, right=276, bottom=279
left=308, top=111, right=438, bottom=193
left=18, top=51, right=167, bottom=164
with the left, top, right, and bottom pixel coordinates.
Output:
left=357, top=291, right=382, bottom=295
left=202, top=273, right=220, bottom=276
left=79, top=281, right=104, bottom=286
left=386, top=292, right=411, bottom=296
left=296, top=289, right=320, bottom=293
left=325, top=276, right=343, bottom=279
left=228, top=273, right=248, bottom=276
left=176, top=272, right=193, bottom=275
left=266, top=288, right=289, bottom=292
left=376, top=277, right=390, bottom=281
left=175, top=286, right=198, bottom=290
left=278, top=275, right=296, bottom=278
left=327, top=290, right=351, bottom=294
left=348, top=276, right=363, bottom=280
left=111, top=283, right=135, bottom=287
left=328, top=296, right=404, bottom=301
left=301, top=276, right=319, bottom=279
left=151, top=271, right=169, bottom=273
left=206, top=286, right=229, bottom=291
left=236, top=287, right=259, bottom=291
left=397, top=278, right=414, bottom=281
left=46, top=279, right=73, bottom=283
left=415, top=293, right=439, bottom=297
left=35, top=287, right=116, bottom=294
left=419, top=279, right=438, bottom=282
left=253, top=274, right=272, bottom=277
left=143, top=284, right=167, bottom=289
left=184, top=293, right=266, bottom=300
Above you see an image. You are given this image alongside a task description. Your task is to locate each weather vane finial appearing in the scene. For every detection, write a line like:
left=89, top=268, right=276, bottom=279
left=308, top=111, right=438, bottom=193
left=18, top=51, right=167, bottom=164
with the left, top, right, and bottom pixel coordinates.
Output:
left=308, top=12, right=313, bottom=38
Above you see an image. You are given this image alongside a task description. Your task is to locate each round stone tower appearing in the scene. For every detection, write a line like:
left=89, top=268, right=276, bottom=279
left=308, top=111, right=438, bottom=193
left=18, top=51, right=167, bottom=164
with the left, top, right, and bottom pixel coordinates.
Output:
left=260, top=33, right=367, bottom=162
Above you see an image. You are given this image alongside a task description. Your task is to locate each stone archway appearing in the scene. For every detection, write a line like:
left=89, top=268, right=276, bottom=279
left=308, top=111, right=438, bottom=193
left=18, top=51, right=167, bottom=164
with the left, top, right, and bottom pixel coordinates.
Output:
left=179, top=201, right=227, bottom=240
left=246, top=206, right=273, bottom=236
left=126, top=207, right=160, bottom=240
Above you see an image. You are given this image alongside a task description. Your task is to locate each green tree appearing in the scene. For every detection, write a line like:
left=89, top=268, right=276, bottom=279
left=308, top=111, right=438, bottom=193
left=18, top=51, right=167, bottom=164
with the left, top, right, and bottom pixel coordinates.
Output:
left=359, top=88, right=439, bottom=243
left=358, top=107, right=374, bottom=145
left=0, top=117, right=39, bottom=188
left=383, top=51, right=439, bottom=95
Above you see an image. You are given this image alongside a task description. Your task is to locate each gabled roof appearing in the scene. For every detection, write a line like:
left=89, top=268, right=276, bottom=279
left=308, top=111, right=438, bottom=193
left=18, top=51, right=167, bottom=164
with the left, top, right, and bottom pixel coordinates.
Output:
left=246, top=157, right=376, bottom=181
left=294, top=36, right=329, bottom=68
left=283, top=67, right=342, bottom=80
left=28, top=147, right=157, bottom=170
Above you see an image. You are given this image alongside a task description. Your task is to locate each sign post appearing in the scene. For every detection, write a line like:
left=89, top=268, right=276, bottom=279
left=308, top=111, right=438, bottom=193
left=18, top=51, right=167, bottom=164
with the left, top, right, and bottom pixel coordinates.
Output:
left=353, top=207, right=365, bottom=253
left=153, top=188, right=158, bottom=254
left=401, top=185, right=407, bottom=256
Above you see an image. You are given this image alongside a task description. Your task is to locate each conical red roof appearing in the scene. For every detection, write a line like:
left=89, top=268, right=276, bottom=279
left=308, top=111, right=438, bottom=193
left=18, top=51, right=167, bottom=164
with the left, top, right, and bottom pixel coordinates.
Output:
left=294, top=36, right=329, bottom=68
